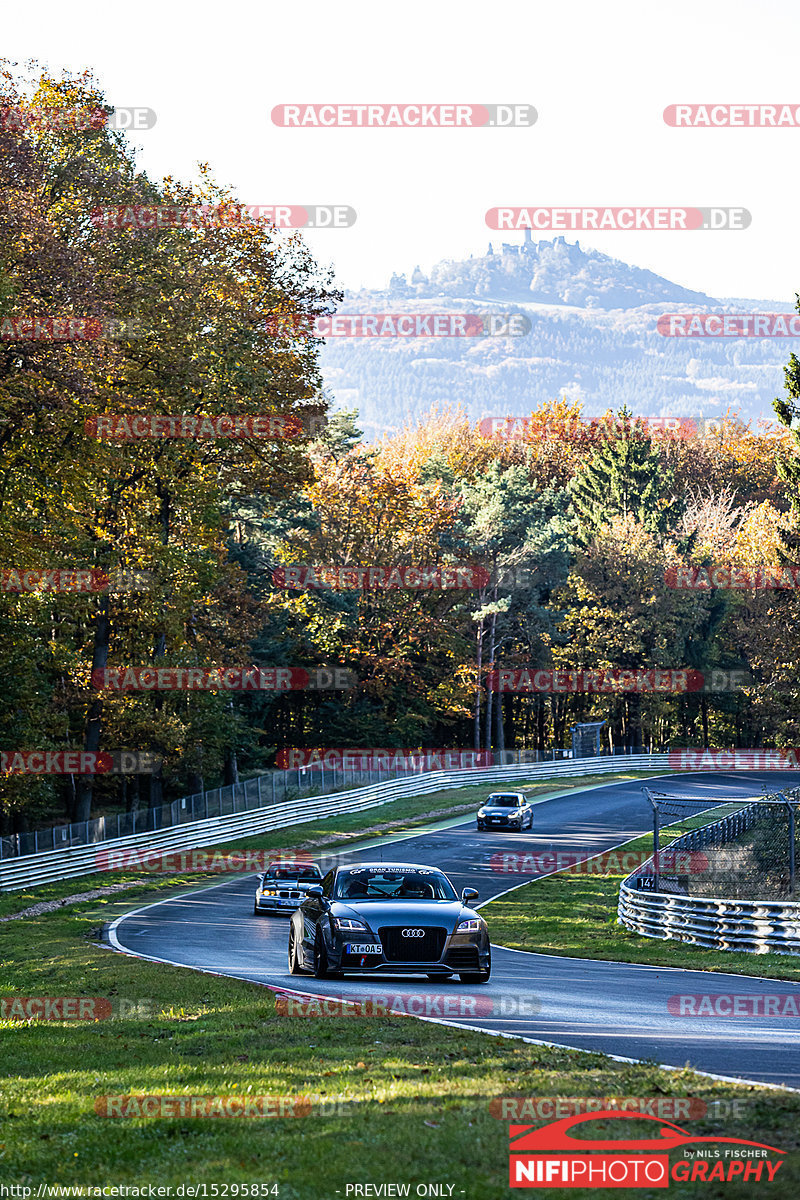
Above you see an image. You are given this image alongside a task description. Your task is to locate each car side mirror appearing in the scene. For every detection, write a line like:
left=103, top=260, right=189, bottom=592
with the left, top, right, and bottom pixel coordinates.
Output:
left=462, top=887, right=479, bottom=903
left=306, top=885, right=324, bottom=899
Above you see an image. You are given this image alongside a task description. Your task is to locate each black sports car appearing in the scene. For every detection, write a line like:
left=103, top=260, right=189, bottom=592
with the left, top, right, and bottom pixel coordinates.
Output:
left=287, top=862, right=491, bottom=983
left=253, top=861, right=323, bottom=915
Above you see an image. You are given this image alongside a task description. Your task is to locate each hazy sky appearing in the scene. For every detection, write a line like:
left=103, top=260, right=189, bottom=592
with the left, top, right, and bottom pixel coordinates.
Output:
left=4, top=0, right=800, bottom=300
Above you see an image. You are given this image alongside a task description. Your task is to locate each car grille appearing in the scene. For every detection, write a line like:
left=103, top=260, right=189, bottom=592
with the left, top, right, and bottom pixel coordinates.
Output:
left=378, top=926, right=447, bottom=962
left=445, top=946, right=479, bottom=969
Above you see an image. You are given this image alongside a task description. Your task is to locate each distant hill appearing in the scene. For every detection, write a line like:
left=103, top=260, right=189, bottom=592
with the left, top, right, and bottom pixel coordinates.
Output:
left=319, top=237, right=795, bottom=441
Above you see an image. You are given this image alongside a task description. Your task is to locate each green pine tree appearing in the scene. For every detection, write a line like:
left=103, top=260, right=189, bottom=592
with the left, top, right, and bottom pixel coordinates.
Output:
left=568, top=407, right=678, bottom=542
left=774, top=350, right=800, bottom=564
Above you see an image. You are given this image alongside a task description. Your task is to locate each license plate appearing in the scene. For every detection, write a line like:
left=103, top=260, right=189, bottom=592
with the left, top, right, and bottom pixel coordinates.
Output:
left=278, top=898, right=297, bottom=905
left=345, top=943, right=382, bottom=955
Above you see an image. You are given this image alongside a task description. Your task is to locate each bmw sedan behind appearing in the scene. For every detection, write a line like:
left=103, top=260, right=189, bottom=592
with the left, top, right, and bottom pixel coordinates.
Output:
left=253, top=861, right=323, bottom=915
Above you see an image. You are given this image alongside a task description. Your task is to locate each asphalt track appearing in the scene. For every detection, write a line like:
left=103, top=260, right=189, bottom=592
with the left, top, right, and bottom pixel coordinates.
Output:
left=108, top=771, right=800, bottom=1090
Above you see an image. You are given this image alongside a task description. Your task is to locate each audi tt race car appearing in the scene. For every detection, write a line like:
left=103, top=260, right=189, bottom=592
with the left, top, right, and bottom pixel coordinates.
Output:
left=287, top=862, right=491, bottom=983
left=476, top=791, right=534, bottom=831
left=253, top=861, right=324, bottom=915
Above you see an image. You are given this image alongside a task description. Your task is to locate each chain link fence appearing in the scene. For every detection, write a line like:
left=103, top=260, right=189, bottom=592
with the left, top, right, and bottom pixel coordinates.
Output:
left=0, top=747, right=579, bottom=859
left=636, top=786, right=800, bottom=900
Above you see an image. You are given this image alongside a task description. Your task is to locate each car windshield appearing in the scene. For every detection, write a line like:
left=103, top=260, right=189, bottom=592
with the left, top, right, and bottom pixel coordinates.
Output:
left=266, top=866, right=321, bottom=881
left=486, top=796, right=519, bottom=807
left=334, top=868, right=458, bottom=901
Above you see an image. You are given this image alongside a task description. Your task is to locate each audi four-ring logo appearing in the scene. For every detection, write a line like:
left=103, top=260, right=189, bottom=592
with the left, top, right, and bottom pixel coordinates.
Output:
left=401, top=928, right=425, bottom=938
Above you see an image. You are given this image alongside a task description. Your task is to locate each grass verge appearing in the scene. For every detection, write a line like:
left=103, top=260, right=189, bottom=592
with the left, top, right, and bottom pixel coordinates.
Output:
left=483, top=814, right=800, bottom=983
left=1, top=895, right=798, bottom=1196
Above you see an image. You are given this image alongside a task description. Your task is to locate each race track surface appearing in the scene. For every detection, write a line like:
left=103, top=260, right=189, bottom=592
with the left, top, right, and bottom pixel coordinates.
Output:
left=108, top=771, right=800, bottom=1089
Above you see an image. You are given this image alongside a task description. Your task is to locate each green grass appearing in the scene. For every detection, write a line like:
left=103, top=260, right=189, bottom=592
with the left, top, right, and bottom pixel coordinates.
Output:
left=483, top=816, right=800, bottom=983
left=5, top=767, right=797, bottom=1194
left=1, top=898, right=798, bottom=1196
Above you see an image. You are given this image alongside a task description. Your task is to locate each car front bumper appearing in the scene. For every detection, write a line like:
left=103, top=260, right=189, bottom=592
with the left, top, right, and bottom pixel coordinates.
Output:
left=327, top=933, right=490, bottom=974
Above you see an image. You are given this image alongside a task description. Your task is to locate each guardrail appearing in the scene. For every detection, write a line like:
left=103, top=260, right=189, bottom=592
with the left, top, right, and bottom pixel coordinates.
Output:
left=0, top=748, right=579, bottom=859
left=618, top=885, right=800, bottom=954
left=0, top=753, right=670, bottom=892
left=618, top=796, right=800, bottom=954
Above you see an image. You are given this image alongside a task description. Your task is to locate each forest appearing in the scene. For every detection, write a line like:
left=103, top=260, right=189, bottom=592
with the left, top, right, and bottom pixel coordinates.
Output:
left=2, top=68, right=800, bottom=836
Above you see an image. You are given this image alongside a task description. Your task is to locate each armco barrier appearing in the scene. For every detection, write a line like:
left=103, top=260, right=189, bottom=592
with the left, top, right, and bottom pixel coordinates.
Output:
left=0, top=754, right=669, bottom=892
left=618, top=884, right=800, bottom=954
left=0, top=749, right=577, bottom=859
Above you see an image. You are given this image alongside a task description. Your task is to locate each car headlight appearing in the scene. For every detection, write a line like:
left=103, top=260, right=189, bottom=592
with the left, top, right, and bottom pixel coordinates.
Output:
left=477, top=809, right=487, bottom=817
left=333, top=918, right=368, bottom=931
left=509, top=812, right=522, bottom=820
left=258, top=888, right=278, bottom=896
left=457, top=918, right=482, bottom=932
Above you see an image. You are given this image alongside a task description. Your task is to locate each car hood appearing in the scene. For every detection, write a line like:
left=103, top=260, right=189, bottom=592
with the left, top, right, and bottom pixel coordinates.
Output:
left=261, top=878, right=320, bottom=889
left=330, top=900, right=478, bottom=932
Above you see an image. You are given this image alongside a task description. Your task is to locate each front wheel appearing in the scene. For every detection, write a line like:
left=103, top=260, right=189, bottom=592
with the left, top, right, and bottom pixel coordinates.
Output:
left=460, top=947, right=491, bottom=984
left=313, top=933, right=341, bottom=979
left=288, top=926, right=304, bottom=974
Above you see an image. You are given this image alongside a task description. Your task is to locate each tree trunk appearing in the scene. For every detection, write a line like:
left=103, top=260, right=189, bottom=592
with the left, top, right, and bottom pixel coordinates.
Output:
left=75, top=595, right=110, bottom=822
left=484, top=610, right=497, bottom=753
left=224, top=747, right=239, bottom=786
left=125, top=773, right=140, bottom=814
left=147, top=767, right=163, bottom=817
left=473, top=620, right=484, bottom=750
